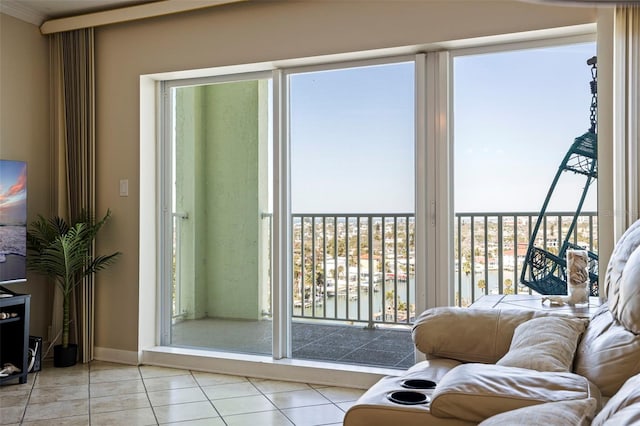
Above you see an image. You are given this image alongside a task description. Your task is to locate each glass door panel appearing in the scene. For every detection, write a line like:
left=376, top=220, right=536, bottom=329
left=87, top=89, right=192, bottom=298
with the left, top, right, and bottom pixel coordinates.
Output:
left=287, top=61, right=416, bottom=368
left=452, top=42, right=597, bottom=306
left=168, top=78, right=273, bottom=355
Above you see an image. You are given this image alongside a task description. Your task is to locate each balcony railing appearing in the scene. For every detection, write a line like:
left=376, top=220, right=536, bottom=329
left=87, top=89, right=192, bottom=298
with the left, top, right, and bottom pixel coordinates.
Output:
left=292, top=211, right=598, bottom=324
left=454, top=211, right=597, bottom=307
left=292, top=214, right=415, bottom=328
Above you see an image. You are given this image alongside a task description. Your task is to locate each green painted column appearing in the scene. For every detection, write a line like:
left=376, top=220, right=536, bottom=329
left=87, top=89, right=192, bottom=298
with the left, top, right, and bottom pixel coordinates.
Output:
left=175, top=80, right=268, bottom=321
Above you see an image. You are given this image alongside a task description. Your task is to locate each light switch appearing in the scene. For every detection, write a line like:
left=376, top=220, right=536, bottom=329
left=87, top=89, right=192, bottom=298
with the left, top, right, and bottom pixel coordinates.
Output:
left=119, top=179, right=129, bottom=197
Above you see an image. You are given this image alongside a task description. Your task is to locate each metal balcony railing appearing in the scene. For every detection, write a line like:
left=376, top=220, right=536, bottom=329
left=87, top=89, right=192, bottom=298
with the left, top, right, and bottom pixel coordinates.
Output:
left=454, top=211, right=598, bottom=307
left=292, top=214, right=415, bottom=328
left=292, top=211, right=598, bottom=324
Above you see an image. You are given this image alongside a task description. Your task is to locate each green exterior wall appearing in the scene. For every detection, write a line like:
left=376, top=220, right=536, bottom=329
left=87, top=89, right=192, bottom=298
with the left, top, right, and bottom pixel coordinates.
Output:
left=175, top=80, right=268, bottom=321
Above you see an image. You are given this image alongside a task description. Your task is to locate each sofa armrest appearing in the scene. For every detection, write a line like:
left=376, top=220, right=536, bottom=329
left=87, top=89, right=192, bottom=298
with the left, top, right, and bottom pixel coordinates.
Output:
left=430, top=363, right=601, bottom=423
left=412, top=307, right=539, bottom=363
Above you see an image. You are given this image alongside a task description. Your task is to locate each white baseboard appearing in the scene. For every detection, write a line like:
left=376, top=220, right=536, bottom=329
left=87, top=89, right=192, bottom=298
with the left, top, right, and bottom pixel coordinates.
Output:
left=94, top=346, right=140, bottom=365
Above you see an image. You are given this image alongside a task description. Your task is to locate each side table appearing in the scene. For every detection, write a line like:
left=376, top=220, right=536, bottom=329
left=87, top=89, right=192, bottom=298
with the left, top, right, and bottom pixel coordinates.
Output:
left=470, top=294, right=602, bottom=319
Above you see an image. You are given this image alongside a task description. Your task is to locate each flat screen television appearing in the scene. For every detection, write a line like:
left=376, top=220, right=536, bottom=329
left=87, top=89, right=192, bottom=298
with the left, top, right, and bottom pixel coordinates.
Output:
left=0, top=159, right=27, bottom=287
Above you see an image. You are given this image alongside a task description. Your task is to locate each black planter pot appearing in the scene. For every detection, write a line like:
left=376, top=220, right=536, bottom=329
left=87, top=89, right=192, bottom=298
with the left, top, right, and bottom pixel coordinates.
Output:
left=53, top=344, right=78, bottom=367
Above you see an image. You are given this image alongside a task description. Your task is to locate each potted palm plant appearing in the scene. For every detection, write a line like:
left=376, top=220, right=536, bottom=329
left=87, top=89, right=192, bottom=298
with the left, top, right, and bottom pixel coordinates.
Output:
left=26, top=210, right=121, bottom=367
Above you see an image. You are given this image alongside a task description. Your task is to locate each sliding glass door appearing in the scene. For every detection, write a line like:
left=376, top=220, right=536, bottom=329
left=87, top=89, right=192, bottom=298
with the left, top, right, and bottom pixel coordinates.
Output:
left=159, top=59, right=422, bottom=368
left=452, top=41, right=598, bottom=305
left=286, top=61, right=417, bottom=367
left=162, top=75, right=273, bottom=355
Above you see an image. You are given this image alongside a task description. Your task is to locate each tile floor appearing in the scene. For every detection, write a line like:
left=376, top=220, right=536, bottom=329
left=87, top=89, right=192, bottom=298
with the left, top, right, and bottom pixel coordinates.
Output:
left=0, top=360, right=365, bottom=425
left=172, top=319, right=414, bottom=370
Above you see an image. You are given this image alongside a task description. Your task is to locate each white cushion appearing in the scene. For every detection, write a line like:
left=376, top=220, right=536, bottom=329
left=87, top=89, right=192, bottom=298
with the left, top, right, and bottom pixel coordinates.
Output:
left=478, top=398, right=597, bottom=426
left=496, top=316, right=587, bottom=372
left=617, top=246, right=640, bottom=334
left=598, top=409, right=640, bottom=426
left=412, top=307, right=540, bottom=363
left=593, top=374, right=640, bottom=426
left=430, top=363, right=600, bottom=423
left=574, top=305, right=640, bottom=397
left=605, top=219, right=640, bottom=312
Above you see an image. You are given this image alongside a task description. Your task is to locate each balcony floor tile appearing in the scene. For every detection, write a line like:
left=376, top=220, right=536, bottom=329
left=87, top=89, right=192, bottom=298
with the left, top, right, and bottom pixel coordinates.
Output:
left=172, top=319, right=413, bottom=369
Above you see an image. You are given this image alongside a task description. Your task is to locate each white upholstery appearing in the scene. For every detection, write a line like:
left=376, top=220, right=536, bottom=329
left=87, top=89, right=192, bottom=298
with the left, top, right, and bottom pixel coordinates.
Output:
left=496, top=316, right=587, bottom=372
left=617, top=246, right=640, bottom=334
left=605, top=219, right=640, bottom=324
left=593, top=374, right=640, bottom=426
left=430, top=363, right=600, bottom=423
left=574, top=305, right=640, bottom=397
left=478, top=398, right=597, bottom=426
left=346, top=218, right=640, bottom=425
left=412, top=307, right=541, bottom=363
left=342, top=359, right=471, bottom=426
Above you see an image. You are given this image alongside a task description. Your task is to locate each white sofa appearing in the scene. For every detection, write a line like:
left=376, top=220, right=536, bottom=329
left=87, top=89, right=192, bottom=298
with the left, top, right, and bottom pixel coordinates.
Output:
left=344, top=219, right=640, bottom=426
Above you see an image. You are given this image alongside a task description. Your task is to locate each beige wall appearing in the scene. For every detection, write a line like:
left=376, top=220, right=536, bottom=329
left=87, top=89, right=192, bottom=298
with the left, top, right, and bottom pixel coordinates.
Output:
left=0, top=13, right=51, bottom=340
left=94, top=0, right=597, bottom=353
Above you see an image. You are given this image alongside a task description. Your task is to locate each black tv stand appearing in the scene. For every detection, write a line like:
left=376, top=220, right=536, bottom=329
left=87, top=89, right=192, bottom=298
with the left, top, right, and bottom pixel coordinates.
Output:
left=0, top=285, right=19, bottom=298
left=0, top=292, right=30, bottom=384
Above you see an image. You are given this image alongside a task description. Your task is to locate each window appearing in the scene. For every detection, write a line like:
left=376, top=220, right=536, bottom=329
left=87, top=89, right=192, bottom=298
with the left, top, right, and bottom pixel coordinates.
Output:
left=161, top=75, right=273, bottom=355
left=286, top=61, right=417, bottom=366
left=154, top=34, right=599, bottom=372
left=452, top=41, right=598, bottom=305
left=160, top=60, right=420, bottom=369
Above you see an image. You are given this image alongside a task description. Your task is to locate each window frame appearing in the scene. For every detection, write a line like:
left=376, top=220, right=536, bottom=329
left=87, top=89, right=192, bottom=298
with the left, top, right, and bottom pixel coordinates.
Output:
left=447, top=33, right=598, bottom=305
left=279, top=55, right=422, bottom=358
left=158, top=70, right=274, bottom=347
left=144, top=25, right=605, bottom=384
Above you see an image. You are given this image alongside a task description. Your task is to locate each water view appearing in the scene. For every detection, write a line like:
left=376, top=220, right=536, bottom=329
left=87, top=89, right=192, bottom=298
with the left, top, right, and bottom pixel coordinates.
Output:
left=0, top=226, right=27, bottom=282
left=0, top=160, right=27, bottom=284
left=294, top=278, right=416, bottom=325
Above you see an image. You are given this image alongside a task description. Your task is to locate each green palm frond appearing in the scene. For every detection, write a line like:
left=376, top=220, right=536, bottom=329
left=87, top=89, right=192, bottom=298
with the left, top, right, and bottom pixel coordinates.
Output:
left=27, top=215, right=65, bottom=253
left=86, top=253, right=120, bottom=276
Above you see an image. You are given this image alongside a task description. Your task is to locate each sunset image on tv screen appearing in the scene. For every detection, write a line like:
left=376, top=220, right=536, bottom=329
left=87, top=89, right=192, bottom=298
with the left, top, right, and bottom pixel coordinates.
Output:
left=0, top=160, right=27, bottom=284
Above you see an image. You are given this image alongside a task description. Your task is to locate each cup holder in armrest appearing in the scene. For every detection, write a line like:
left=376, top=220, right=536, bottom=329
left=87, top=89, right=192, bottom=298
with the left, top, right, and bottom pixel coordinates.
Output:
left=401, top=379, right=436, bottom=390
left=387, top=391, right=430, bottom=405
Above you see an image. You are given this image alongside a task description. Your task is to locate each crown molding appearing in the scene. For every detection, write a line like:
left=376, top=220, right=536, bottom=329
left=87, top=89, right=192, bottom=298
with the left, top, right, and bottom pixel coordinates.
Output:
left=40, top=0, right=246, bottom=35
left=524, top=0, right=638, bottom=5
left=0, top=0, right=47, bottom=26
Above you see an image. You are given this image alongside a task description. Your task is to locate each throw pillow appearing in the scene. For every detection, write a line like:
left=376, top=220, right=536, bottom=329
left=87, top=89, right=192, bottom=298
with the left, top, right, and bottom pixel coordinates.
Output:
left=496, top=316, right=587, bottom=372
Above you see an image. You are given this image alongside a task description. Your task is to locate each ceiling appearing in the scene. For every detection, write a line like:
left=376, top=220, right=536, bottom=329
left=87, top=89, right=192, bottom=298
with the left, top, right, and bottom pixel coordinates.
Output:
left=0, top=0, right=159, bottom=25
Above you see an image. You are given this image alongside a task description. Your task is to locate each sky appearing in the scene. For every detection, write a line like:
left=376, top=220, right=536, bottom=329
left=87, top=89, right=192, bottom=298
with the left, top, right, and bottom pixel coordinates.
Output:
left=0, top=160, right=27, bottom=225
left=454, top=42, right=597, bottom=213
left=289, top=41, right=597, bottom=214
left=290, top=62, right=414, bottom=213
